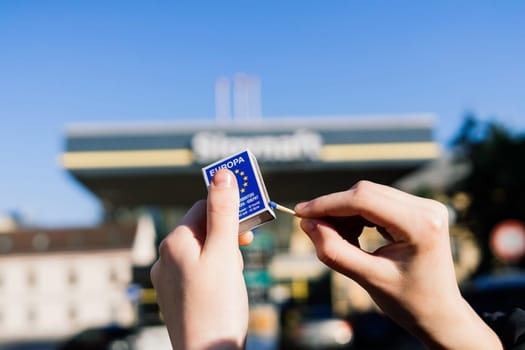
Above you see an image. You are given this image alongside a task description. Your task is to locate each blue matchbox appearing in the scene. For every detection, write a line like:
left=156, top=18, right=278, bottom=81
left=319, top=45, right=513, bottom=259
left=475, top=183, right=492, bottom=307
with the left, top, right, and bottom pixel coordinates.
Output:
left=202, top=149, right=276, bottom=233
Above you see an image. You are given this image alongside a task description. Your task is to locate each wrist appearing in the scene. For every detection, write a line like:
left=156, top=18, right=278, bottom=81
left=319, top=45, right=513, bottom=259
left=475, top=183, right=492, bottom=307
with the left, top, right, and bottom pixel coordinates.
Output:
left=185, top=339, right=245, bottom=350
left=415, top=298, right=503, bottom=350
left=168, top=325, right=246, bottom=350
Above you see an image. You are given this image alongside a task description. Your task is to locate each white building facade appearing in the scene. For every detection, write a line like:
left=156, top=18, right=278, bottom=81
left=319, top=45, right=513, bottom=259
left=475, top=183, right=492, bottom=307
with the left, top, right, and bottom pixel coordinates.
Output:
left=0, top=223, right=148, bottom=343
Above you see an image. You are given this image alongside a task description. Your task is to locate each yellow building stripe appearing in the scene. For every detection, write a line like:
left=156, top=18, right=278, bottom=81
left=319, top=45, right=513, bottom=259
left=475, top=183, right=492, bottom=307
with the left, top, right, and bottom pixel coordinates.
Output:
left=61, top=142, right=439, bottom=170
left=321, top=142, right=440, bottom=162
left=61, top=149, right=194, bottom=169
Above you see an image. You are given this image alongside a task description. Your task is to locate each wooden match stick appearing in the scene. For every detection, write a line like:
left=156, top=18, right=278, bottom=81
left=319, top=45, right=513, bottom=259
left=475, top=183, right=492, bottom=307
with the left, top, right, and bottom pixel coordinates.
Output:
left=269, top=201, right=297, bottom=216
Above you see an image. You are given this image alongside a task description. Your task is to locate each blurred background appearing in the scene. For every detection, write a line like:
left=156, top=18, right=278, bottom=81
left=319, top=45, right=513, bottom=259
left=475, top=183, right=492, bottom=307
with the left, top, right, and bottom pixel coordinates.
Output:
left=1, top=1, right=524, bottom=349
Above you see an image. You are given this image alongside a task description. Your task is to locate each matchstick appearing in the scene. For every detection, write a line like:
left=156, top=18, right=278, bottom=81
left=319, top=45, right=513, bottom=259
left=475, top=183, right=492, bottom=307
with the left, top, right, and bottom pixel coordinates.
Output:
left=269, top=201, right=297, bottom=216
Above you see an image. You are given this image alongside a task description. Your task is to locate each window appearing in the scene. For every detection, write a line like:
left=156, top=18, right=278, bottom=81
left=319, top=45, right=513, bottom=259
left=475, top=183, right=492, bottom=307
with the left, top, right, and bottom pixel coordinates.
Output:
left=109, top=267, right=118, bottom=283
left=110, top=303, right=120, bottom=322
left=27, top=307, right=36, bottom=324
left=68, top=306, right=77, bottom=322
left=68, top=269, right=77, bottom=286
left=27, top=269, right=36, bottom=288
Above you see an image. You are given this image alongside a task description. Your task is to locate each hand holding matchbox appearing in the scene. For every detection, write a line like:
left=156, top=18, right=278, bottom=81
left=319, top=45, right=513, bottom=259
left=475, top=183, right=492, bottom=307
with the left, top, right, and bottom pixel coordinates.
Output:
left=202, top=149, right=295, bottom=233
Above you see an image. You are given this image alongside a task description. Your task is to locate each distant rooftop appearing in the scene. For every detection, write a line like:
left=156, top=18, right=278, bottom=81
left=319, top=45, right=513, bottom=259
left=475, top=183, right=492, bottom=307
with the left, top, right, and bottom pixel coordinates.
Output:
left=0, top=223, right=137, bottom=255
left=65, top=113, right=436, bottom=136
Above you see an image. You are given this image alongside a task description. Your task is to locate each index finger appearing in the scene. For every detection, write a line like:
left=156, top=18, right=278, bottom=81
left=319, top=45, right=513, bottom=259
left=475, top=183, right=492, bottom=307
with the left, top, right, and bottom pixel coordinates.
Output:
left=294, top=180, right=424, bottom=240
left=156, top=200, right=207, bottom=268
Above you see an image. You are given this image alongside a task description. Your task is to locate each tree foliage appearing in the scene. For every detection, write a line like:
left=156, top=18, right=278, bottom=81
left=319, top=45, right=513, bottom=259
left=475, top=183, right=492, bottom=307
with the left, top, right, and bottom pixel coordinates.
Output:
left=452, top=114, right=525, bottom=271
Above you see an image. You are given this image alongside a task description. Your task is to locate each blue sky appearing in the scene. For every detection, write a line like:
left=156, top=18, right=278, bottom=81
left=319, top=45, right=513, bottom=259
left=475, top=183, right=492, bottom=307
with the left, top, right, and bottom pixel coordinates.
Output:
left=1, top=1, right=524, bottom=227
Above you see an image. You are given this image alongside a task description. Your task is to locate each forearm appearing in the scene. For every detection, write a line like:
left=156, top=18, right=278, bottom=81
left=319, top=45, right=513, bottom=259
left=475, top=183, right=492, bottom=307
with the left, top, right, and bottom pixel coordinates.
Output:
left=163, top=296, right=247, bottom=350
left=414, top=299, right=503, bottom=350
left=166, top=329, right=245, bottom=350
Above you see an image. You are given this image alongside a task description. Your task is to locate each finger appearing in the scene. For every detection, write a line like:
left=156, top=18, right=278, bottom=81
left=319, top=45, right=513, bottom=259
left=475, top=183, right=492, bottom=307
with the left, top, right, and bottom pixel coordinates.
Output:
left=295, top=181, right=421, bottom=241
left=149, top=260, right=161, bottom=289
left=300, top=218, right=379, bottom=284
left=238, top=231, right=254, bottom=246
left=158, top=200, right=207, bottom=266
left=177, top=200, right=208, bottom=247
left=204, top=169, right=240, bottom=255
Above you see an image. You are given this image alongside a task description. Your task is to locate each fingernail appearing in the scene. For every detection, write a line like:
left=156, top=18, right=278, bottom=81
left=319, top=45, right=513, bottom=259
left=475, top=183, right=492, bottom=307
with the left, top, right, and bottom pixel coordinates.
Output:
left=302, top=219, right=318, bottom=233
left=213, top=169, right=233, bottom=188
left=295, top=201, right=309, bottom=212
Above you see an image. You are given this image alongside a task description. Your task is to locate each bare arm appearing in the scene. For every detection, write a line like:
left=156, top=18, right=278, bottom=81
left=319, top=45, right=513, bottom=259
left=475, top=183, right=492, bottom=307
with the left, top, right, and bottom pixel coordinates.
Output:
left=150, top=170, right=249, bottom=350
left=295, top=180, right=503, bottom=350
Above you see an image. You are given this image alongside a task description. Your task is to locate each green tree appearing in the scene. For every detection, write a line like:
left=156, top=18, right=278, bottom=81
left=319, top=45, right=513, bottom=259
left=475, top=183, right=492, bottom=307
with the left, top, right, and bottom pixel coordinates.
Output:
left=452, top=114, right=525, bottom=273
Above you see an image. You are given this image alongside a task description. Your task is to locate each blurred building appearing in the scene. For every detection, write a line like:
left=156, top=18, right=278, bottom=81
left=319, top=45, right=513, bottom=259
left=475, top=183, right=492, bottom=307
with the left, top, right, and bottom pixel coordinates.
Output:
left=61, top=114, right=438, bottom=209
left=60, top=114, right=440, bottom=328
left=0, top=218, right=155, bottom=343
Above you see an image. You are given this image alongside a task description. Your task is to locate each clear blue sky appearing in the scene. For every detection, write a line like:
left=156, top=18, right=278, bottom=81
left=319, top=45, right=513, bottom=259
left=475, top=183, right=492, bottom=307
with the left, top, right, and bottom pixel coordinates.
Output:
left=1, top=0, right=524, bottom=227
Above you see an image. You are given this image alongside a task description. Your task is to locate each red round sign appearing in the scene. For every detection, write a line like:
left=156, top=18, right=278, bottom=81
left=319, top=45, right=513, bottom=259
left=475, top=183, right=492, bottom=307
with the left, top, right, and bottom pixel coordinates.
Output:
left=490, top=220, right=525, bottom=262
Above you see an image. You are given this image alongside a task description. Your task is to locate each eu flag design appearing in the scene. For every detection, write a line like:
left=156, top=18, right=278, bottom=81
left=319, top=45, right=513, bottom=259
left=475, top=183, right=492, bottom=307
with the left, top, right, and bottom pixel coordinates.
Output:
left=202, top=149, right=276, bottom=232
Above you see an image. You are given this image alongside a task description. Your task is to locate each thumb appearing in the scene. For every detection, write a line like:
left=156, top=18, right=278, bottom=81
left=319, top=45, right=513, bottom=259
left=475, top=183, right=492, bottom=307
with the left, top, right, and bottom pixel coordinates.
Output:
left=203, top=169, right=240, bottom=255
left=301, top=219, right=379, bottom=284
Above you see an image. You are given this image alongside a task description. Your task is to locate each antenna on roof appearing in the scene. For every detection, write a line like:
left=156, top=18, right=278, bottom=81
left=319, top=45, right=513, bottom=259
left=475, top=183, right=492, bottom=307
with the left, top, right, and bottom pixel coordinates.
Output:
left=233, top=73, right=262, bottom=122
left=215, top=77, right=232, bottom=124
left=215, top=73, right=262, bottom=124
